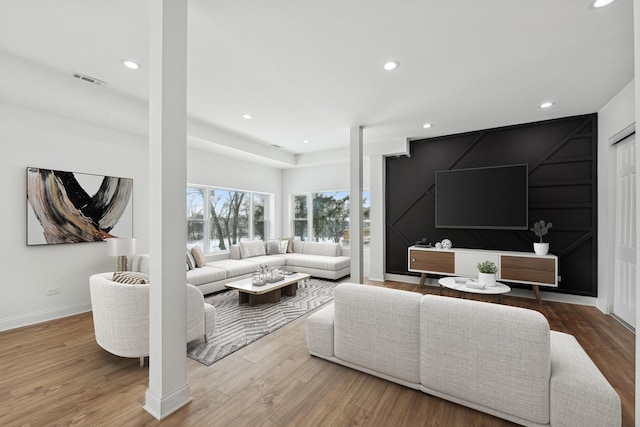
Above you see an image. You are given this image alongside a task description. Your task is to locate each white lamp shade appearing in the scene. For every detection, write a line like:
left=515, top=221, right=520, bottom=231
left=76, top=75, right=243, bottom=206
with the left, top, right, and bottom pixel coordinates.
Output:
left=106, top=237, right=137, bottom=256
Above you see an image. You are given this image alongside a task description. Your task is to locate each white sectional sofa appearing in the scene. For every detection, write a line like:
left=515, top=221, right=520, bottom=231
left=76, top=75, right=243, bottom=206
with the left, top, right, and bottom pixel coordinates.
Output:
left=307, top=283, right=621, bottom=427
left=130, top=240, right=350, bottom=295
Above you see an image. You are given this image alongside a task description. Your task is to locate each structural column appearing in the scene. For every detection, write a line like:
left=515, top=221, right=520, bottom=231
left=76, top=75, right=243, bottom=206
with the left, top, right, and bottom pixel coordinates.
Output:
left=633, top=0, right=640, bottom=421
left=144, top=0, right=190, bottom=419
left=368, top=154, right=385, bottom=282
left=350, top=126, right=364, bottom=283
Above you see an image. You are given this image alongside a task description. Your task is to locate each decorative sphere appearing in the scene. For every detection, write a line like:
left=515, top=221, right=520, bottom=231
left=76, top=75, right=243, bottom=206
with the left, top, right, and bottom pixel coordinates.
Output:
left=441, top=239, right=452, bottom=249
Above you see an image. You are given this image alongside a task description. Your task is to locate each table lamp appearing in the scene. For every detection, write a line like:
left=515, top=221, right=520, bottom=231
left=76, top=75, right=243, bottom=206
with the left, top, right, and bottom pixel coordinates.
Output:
left=106, top=237, right=137, bottom=271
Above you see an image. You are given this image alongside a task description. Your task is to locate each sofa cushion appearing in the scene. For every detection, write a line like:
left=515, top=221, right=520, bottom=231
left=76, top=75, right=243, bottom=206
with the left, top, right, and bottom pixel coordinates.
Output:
left=241, top=255, right=286, bottom=268
left=266, top=239, right=281, bottom=255
left=283, top=253, right=350, bottom=271
left=420, top=295, right=551, bottom=425
left=302, top=241, right=340, bottom=257
left=191, top=246, right=206, bottom=268
left=334, top=283, right=422, bottom=384
left=229, top=244, right=241, bottom=260
left=293, top=240, right=305, bottom=253
left=239, top=240, right=266, bottom=259
left=205, top=259, right=258, bottom=277
left=186, top=249, right=196, bottom=270
left=186, top=266, right=227, bottom=286
left=281, top=236, right=294, bottom=253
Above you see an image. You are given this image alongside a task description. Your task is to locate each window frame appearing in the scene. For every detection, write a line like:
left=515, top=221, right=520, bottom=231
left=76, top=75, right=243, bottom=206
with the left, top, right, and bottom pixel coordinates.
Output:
left=187, top=184, right=274, bottom=255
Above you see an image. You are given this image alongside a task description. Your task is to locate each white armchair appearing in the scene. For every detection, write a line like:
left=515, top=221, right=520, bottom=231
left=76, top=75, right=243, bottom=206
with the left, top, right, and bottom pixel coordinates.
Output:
left=89, top=272, right=216, bottom=366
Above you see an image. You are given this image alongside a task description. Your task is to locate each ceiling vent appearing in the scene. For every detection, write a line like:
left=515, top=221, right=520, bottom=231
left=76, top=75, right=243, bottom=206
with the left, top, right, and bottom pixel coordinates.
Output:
left=270, top=144, right=282, bottom=149
left=72, top=72, right=106, bottom=86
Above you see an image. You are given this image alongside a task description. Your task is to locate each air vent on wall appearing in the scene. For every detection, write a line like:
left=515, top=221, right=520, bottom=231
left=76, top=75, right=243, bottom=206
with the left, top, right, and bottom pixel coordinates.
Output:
left=270, top=144, right=282, bottom=149
left=72, top=72, right=106, bottom=86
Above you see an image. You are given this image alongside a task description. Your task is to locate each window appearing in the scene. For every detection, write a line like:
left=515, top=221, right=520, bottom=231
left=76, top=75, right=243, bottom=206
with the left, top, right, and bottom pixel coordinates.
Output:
left=313, top=191, right=349, bottom=242
left=187, top=186, right=272, bottom=254
left=187, top=187, right=205, bottom=247
left=293, top=195, right=308, bottom=241
left=292, top=190, right=370, bottom=246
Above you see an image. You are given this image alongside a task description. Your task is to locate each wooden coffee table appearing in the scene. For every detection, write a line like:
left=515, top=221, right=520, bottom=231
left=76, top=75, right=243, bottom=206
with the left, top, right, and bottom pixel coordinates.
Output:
left=225, top=272, right=311, bottom=306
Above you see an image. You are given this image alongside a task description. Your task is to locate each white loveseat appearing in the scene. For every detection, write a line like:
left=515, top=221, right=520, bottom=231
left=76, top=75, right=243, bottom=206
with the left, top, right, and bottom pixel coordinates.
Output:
left=307, top=283, right=621, bottom=427
left=89, top=272, right=216, bottom=366
left=130, top=240, right=350, bottom=295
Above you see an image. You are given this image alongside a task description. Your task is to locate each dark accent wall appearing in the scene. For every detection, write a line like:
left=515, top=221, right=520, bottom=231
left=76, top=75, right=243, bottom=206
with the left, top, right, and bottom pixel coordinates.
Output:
left=386, top=114, right=598, bottom=296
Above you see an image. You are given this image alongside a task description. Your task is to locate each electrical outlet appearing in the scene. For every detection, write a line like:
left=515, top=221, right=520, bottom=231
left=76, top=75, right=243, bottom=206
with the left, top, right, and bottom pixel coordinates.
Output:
left=46, top=287, right=61, bottom=296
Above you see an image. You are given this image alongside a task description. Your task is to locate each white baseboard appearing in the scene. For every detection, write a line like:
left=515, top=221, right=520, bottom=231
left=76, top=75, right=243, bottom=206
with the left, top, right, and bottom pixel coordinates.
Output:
left=0, top=302, right=92, bottom=332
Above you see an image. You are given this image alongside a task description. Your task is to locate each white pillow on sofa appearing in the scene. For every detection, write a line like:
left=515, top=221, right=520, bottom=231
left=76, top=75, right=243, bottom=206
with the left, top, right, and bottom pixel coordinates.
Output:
left=239, top=240, right=266, bottom=259
left=266, top=239, right=281, bottom=255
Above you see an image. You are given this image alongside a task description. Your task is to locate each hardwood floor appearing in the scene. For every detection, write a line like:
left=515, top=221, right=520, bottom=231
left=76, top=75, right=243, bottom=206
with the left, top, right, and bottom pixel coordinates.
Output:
left=0, top=279, right=634, bottom=426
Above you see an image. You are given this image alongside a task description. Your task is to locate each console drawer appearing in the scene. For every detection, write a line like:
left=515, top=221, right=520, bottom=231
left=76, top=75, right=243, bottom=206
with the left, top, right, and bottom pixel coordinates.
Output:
left=409, top=250, right=454, bottom=274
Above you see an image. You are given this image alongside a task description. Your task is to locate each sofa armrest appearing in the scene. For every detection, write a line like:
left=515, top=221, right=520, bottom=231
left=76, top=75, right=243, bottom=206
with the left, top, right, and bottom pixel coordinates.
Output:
left=549, top=331, right=621, bottom=427
left=186, top=283, right=205, bottom=342
left=306, top=303, right=335, bottom=358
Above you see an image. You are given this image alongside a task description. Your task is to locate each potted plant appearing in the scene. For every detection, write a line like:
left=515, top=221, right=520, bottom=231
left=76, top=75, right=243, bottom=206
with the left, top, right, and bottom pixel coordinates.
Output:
left=530, top=220, right=553, bottom=255
left=476, top=260, right=498, bottom=287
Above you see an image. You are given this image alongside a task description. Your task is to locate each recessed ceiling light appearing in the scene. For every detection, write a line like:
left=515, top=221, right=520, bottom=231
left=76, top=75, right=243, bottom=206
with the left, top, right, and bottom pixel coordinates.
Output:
left=121, top=59, right=140, bottom=70
left=422, top=123, right=433, bottom=129
left=383, top=60, right=399, bottom=71
left=539, top=101, right=555, bottom=109
left=242, top=114, right=253, bottom=119
left=592, top=0, right=616, bottom=8
left=303, top=140, right=310, bottom=144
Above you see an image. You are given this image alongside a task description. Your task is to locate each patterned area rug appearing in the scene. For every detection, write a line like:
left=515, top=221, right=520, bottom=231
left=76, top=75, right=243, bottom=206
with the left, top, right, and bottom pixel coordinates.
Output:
left=187, top=279, right=337, bottom=366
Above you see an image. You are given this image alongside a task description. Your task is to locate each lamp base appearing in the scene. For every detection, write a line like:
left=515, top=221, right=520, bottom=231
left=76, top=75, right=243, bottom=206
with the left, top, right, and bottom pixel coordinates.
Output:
left=116, top=256, right=128, bottom=272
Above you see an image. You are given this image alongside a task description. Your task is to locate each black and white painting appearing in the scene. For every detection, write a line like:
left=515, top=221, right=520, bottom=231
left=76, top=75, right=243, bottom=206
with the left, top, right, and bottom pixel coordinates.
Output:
left=26, top=167, right=133, bottom=245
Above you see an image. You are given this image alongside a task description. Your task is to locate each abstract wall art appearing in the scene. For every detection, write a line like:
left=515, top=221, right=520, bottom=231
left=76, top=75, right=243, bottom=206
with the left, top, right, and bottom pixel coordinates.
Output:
left=26, top=167, right=133, bottom=245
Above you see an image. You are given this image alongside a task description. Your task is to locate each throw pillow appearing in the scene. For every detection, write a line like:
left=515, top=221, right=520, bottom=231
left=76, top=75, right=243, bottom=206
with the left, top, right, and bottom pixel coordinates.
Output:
left=191, top=246, right=206, bottom=268
left=239, top=240, right=267, bottom=259
left=112, top=271, right=148, bottom=285
left=186, top=249, right=196, bottom=270
left=279, top=239, right=288, bottom=254
left=281, top=236, right=294, bottom=253
left=266, top=239, right=281, bottom=255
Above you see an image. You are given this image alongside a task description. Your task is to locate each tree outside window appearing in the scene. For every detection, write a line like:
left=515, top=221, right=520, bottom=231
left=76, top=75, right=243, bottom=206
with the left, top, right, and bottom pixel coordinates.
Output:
left=187, top=187, right=204, bottom=246
left=293, top=195, right=308, bottom=241
left=313, top=191, right=349, bottom=243
left=292, top=190, right=370, bottom=246
left=253, top=193, right=268, bottom=240
left=187, top=186, right=272, bottom=254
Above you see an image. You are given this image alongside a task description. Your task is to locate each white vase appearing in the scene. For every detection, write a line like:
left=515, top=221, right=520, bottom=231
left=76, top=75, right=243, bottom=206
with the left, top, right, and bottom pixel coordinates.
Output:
left=478, top=272, right=496, bottom=287
left=534, top=242, right=549, bottom=255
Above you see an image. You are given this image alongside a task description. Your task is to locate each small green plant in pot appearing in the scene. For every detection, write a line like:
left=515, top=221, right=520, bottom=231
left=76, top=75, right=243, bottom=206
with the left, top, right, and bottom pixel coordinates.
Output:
left=530, top=220, right=553, bottom=255
left=476, top=260, right=498, bottom=287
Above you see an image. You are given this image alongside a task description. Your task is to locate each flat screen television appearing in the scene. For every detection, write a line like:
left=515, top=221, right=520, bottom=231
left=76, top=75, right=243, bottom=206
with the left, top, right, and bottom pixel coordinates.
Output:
left=435, top=164, right=528, bottom=230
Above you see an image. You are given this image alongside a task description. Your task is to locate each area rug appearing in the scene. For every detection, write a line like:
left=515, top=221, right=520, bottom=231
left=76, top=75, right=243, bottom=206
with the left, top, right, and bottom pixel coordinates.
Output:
left=187, top=279, right=337, bottom=366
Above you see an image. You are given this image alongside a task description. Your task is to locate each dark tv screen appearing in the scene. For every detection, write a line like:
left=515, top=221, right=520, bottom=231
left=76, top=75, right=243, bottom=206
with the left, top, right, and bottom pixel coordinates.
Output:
left=435, top=164, right=528, bottom=230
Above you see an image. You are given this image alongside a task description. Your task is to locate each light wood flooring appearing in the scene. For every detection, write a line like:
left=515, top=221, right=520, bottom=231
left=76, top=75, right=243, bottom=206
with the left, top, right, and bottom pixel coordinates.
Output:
left=0, top=279, right=634, bottom=426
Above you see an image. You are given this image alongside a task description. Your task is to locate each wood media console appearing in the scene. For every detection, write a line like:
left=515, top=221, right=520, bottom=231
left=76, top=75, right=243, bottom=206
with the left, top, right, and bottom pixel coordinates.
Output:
left=408, top=246, right=558, bottom=303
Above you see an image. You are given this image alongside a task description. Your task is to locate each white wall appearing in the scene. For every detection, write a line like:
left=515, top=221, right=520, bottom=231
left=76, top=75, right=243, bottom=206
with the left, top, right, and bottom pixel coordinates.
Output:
left=187, top=147, right=284, bottom=242
left=281, top=159, right=370, bottom=237
left=597, top=79, right=635, bottom=313
left=0, top=101, right=149, bottom=331
left=0, top=100, right=286, bottom=331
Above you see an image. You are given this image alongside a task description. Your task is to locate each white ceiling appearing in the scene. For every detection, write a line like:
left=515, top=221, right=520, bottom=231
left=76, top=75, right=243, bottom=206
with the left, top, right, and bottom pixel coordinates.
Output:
left=0, top=0, right=634, bottom=162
